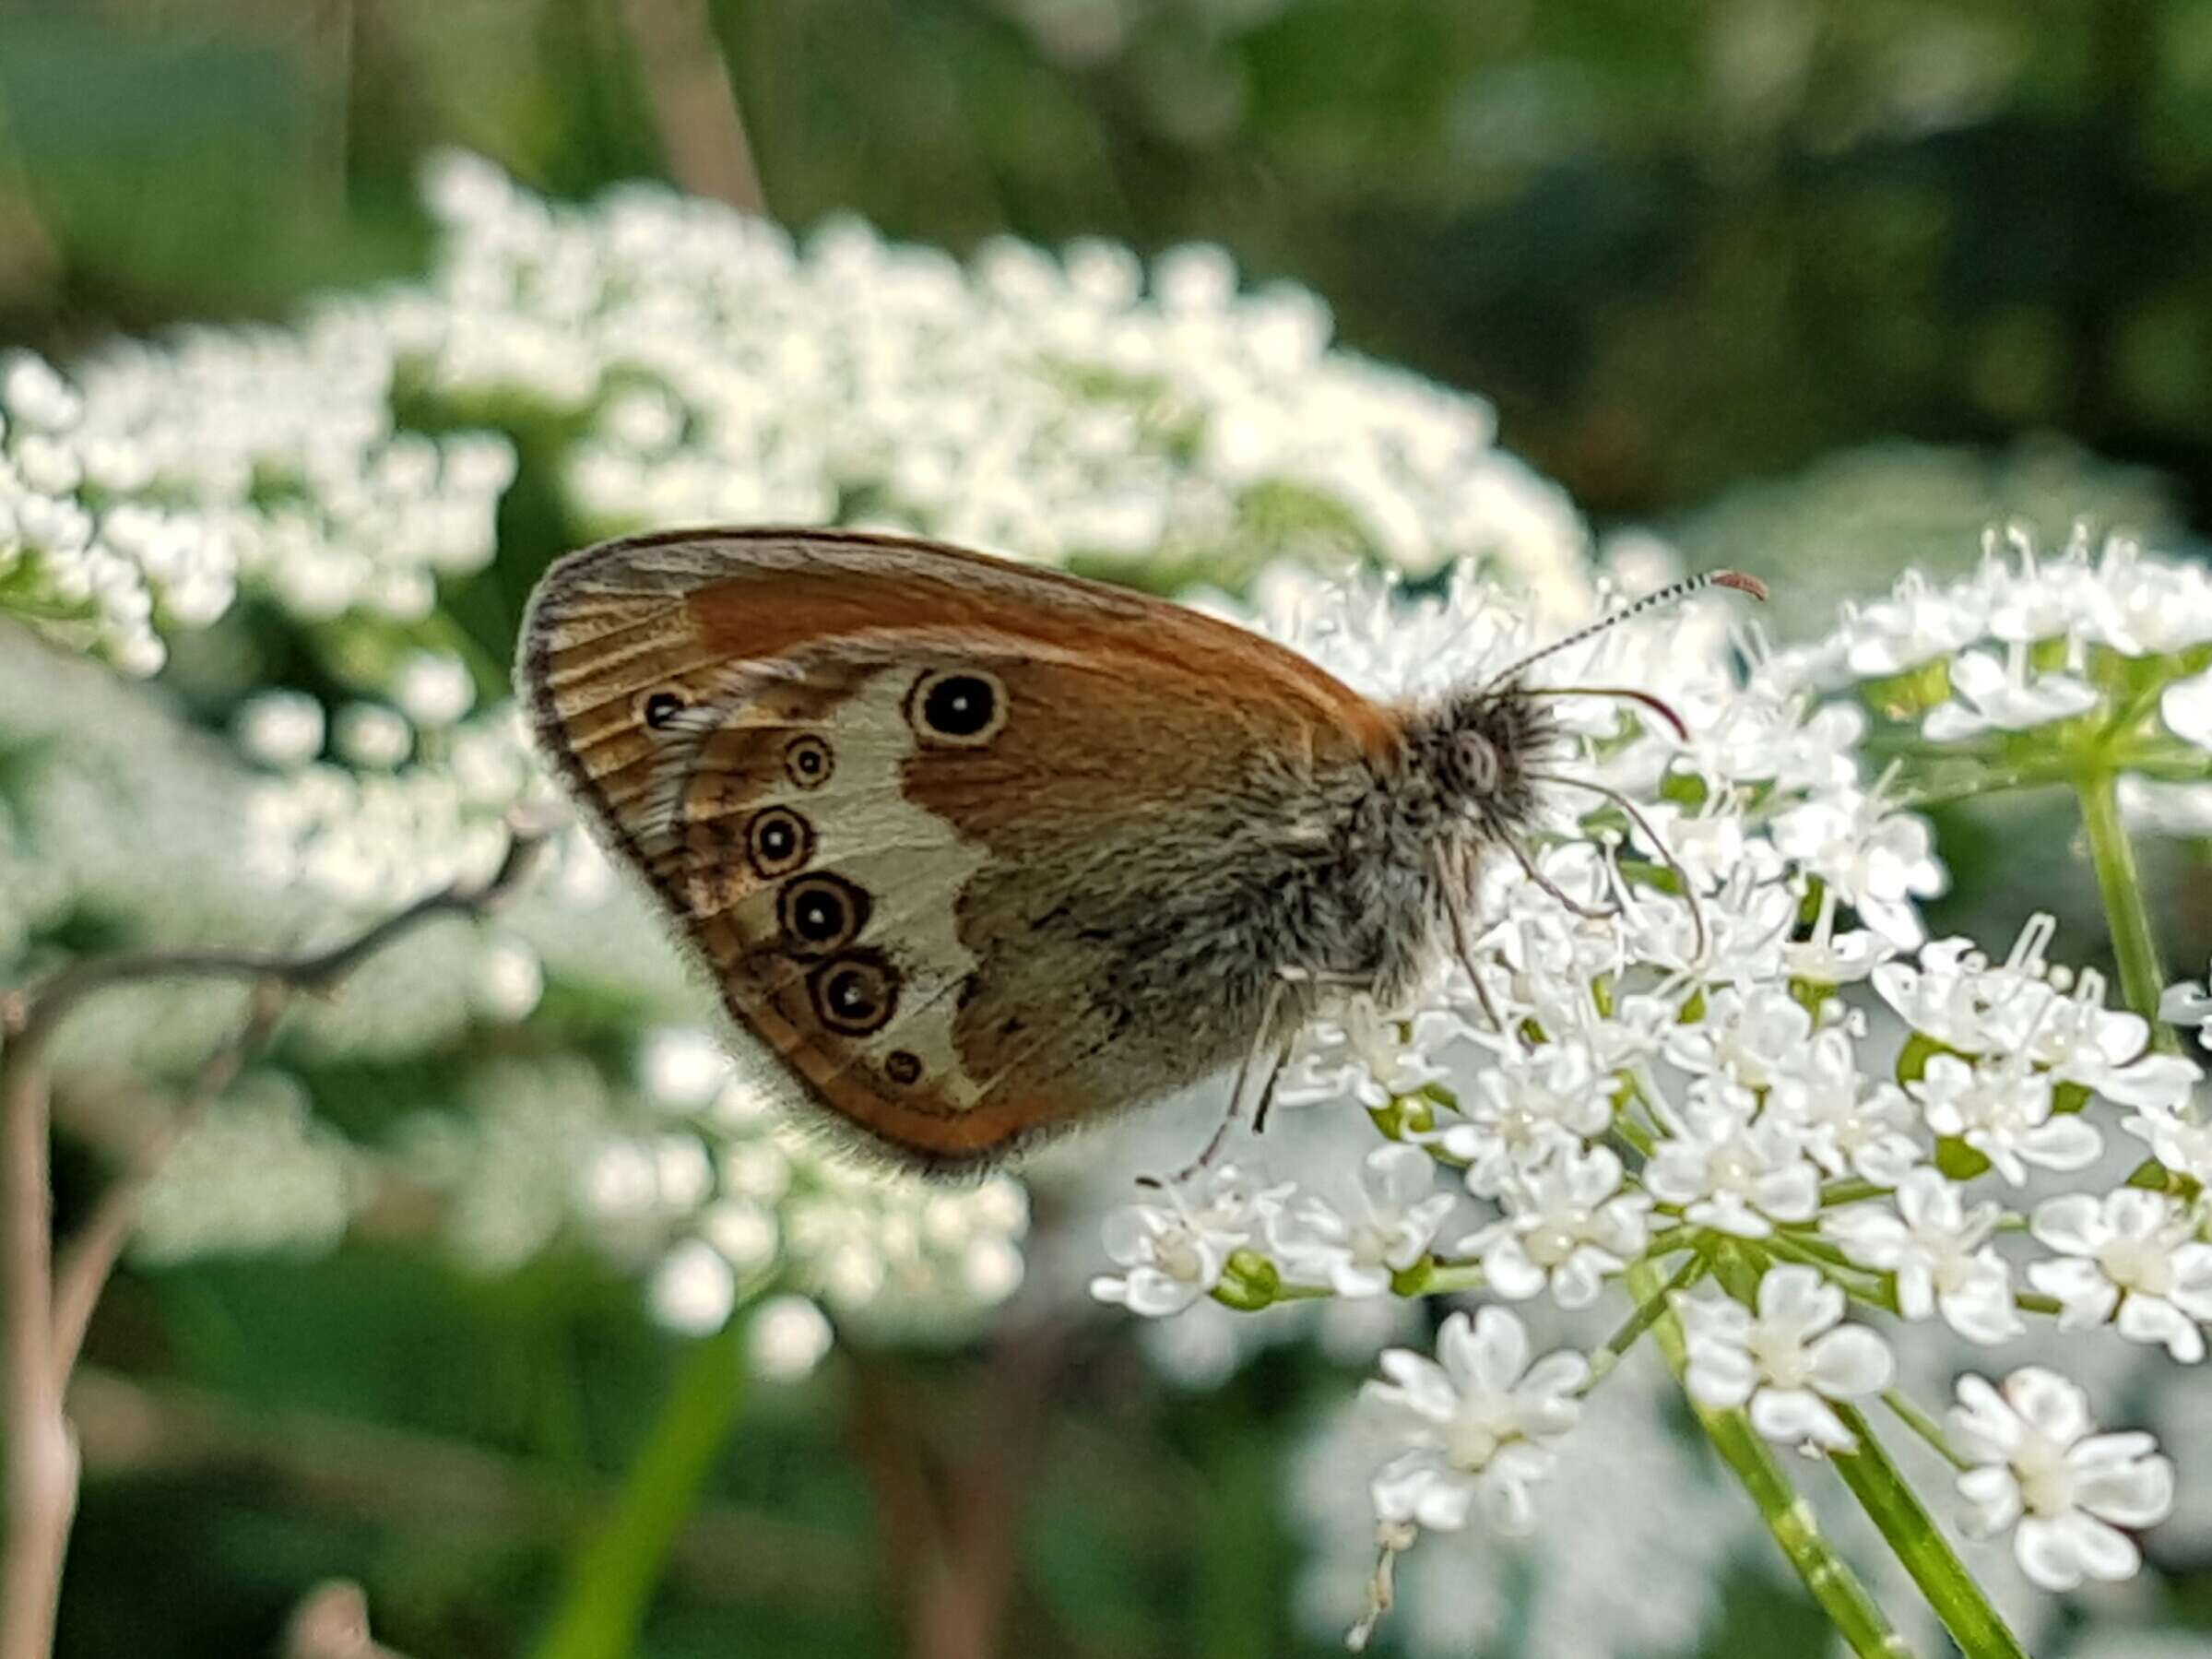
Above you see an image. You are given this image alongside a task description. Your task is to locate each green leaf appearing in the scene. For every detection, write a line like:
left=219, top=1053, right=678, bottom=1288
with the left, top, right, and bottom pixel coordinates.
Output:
left=1935, top=1137, right=1992, bottom=1181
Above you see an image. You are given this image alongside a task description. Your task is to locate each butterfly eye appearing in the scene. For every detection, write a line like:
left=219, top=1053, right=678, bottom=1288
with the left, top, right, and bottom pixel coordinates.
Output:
left=784, top=734, right=834, bottom=789
left=746, top=807, right=814, bottom=878
left=777, top=872, right=870, bottom=954
left=810, top=952, right=900, bottom=1036
left=906, top=669, right=1006, bottom=747
left=642, top=690, right=686, bottom=730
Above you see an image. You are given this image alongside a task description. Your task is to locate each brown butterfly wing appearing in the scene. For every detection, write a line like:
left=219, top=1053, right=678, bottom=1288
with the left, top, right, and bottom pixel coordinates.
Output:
left=519, top=527, right=1395, bottom=1171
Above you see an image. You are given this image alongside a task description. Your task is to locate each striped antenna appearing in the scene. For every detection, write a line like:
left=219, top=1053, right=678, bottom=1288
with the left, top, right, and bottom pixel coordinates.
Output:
left=1479, top=569, right=1767, bottom=691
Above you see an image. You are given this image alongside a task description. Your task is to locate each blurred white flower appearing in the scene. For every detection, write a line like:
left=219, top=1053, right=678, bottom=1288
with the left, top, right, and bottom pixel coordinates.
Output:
left=231, top=690, right=326, bottom=769
left=1364, top=1308, right=1586, bottom=1534
left=393, top=651, right=477, bottom=727
left=1951, top=1369, right=2173, bottom=1591
left=2163, top=668, right=2212, bottom=748
left=332, top=703, right=413, bottom=769
left=1677, top=1267, right=1894, bottom=1452
left=641, top=1025, right=734, bottom=1108
left=650, top=1238, right=738, bottom=1334
left=472, top=938, right=546, bottom=1020
left=1922, top=647, right=2097, bottom=742
left=750, top=1294, right=835, bottom=1381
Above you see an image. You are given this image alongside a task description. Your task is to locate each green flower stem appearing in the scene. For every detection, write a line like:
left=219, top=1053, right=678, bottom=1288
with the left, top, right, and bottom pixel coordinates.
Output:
left=1579, top=1255, right=1702, bottom=1394
left=2074, top=764, right=2177, bottom=1049
left=1625, top=1262, right=1912, bottom=1659
left=533, top=1301, right=760, bottom=1659
left=1829, top=1404, right=2029, bottom=1659
left=1820, top=1178, right=1888, bottom=1208
left=1880, top=1391, right=1970, bottom=1473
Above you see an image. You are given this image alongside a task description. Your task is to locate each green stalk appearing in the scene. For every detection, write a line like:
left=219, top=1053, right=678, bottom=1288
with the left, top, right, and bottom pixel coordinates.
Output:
left=2074, top=765, right=2177, bottom=1049
left=1579, top=1256, right=1703, bottom=1393
left=533, top=1305, right=758, bottom=1659
left=1829, top=1404, right=2029, bottom=1659
left=1625, top=1262, right=1912, bottom=1659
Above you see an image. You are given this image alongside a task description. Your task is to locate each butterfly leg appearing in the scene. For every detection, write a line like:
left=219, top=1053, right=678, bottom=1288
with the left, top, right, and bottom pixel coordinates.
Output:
left=1440, top=883, right=1509, bottom=1035
left=1142, top=955, right=1373, bottom=1188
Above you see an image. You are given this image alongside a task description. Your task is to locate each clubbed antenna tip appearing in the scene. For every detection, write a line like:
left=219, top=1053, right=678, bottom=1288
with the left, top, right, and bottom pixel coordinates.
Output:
left=1711, top=570, right=1769, bottom=601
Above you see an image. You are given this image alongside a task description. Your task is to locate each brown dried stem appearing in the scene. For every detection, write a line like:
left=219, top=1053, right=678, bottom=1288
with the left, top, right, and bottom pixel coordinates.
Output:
left=0, top=831, right=544, bottom=1659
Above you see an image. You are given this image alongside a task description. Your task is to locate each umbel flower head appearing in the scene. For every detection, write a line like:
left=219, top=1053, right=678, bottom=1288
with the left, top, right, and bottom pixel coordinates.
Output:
left=1085, top=518, right=2212, bottom=1649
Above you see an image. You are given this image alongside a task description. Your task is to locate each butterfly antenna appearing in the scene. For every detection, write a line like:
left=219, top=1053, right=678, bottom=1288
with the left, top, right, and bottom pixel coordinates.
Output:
left=1524, top=685, right=1693, bottom=741
left=1479, top=569, right=1767, bottom=691
left=1525, top=771, right=1710, bottom=966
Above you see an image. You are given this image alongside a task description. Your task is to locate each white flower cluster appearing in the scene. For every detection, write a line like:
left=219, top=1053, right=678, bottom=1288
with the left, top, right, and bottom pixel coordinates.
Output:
left=596, top=1026, right=1030, bottom=1356
left=386, top=151, right=1591, bottom=602
left=0, top=328, right=511, bottom=674
left=1090, top=539, right=2212, bottom=1630
left=1780, top=526, right=2212, bottom=834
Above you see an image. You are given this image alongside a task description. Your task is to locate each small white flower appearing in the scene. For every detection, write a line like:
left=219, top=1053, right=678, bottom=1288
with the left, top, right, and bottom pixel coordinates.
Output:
left=1643, top=1081, right=1822, bottom=1238
left=1363, top=1307, right=1587, bottom=1534
left=2163, top=967, right=2212, bottom=1052
left=1921, top=646, right=2098, bottom=742
left=1676, top=1266, right=1894, bottom=1452
left=1909, top=1052, right=2100, bottom=1186
left=1768, top=789, right=1944, bottom=948
left=2162, top=666, right=2212, bottom=749
left=1090, top=1163, right=1285, bottom=1318
left=2028, top=1189, right=2212, bottom=1362
left=1435, top=1038, right=1613, bottom=1199
left=2120, top=1100, right=2212, bottom=1188
left=1768, top=1027, right=1923, bottom=1188
left=1950, top=1368, right=2173, bottom=1591
left=1662, top=985, right=1813, bottom=1090
left=2031, top=978, right=2202, bottom=1109
left=1271, top=1144, right=1458, bottom=1297
left=1780, top=922, right=1895, bottom=987
left=1825, top=1168, right=2022, bottom=1345
left=1461, top=1144, right=1651, bottom=1309
left=1839, top=570, right=1987, bottom=676
left=1275, top=1002, right=1458, bottom=1112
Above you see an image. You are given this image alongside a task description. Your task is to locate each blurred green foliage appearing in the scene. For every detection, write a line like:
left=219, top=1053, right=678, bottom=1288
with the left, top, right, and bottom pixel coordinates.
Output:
left=3, top=0, right=2210, bottom=529
left=6, top=4, right=2212, bottom=1657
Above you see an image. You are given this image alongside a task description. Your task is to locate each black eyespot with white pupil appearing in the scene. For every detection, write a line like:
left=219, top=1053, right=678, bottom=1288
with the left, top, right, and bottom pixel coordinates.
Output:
left=746, top=807, right=813, bottom=878
left=643, top=690, right=684, bottom=729
left=777, top=872, right=869, bottom=954
left=784, top=734, right=833, bottom=789
left=810, top=952, right=899, bottom=1036
left=907, top=669, right=1006, bottom=746
left=885, top=1050, right=922, bottom=1085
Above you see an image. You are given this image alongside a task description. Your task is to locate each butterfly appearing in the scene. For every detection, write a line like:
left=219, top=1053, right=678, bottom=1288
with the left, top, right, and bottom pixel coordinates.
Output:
left=518, top=527, right=1762, bottom=1178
